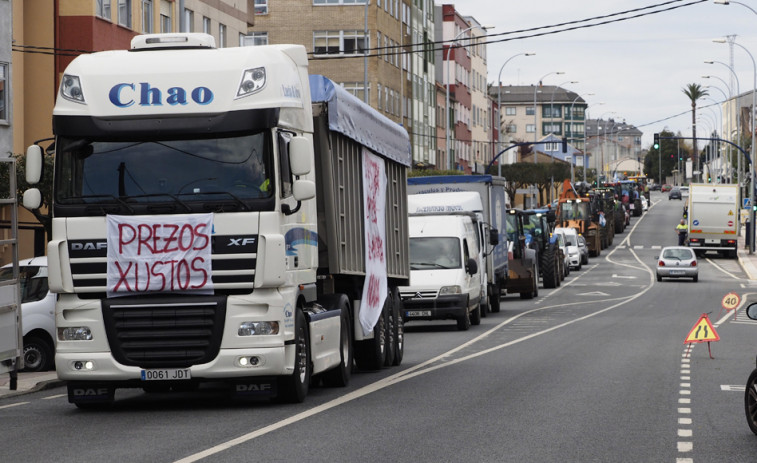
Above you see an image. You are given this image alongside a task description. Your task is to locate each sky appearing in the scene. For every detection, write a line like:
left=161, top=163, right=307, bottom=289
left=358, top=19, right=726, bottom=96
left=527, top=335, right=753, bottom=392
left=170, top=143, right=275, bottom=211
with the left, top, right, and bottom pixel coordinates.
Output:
left=458, top=0, right=757, bottom=148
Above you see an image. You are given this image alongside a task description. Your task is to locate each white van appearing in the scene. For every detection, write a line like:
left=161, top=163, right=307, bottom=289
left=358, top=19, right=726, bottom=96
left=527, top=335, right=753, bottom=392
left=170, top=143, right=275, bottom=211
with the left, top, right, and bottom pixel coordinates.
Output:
left=399, top=214, right=482, bottom=331
left=553, top=227, right=582, bottom=271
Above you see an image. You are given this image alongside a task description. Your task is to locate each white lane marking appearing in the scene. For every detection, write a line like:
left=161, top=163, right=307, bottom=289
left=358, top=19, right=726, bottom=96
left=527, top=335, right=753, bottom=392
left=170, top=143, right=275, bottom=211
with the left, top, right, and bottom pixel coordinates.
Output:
left=679, top=398, right=691, bottom=404
left=173, top=244, right=658, bottom=463
left=678, top=429, right=693, bottom=437
left=721, top=385, right=746, bottom=392
left=678, top=408, right=691, bottom=414
left=678, top=442, right=693, bottom=452
left=677, top=458, right=694, bottom=463
left=680, top=390, right=691, bottom=395
left=679, top=418, right=692, bottom=425
left=706, top=257, right=742, bottom=280
left=0, top=402, right=29, bottom=410
left=680, top=383, right=691, bottom=388
left=43, top=394, right=66, bottom=400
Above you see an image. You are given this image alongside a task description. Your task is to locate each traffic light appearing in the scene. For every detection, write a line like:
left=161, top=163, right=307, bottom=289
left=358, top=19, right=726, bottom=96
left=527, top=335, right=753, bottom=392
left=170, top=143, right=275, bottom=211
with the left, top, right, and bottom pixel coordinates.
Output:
left=653, top=133, right=660, bottom=150
left=670, top=154, right=674, bottom=159
left=561, top=137, right=567, bottom=153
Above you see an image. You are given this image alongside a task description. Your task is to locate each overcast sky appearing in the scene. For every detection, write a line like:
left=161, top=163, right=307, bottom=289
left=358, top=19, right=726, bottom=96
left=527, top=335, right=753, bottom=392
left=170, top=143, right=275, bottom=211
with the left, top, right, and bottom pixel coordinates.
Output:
left=458, top=0, right=757, bottom=148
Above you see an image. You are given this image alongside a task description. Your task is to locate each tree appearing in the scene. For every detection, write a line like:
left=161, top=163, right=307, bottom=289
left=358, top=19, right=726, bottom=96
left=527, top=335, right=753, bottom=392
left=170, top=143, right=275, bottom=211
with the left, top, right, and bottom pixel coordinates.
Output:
left=0, top=152, right=55, bottom=239
left=682, top=83, right=708, bottom=174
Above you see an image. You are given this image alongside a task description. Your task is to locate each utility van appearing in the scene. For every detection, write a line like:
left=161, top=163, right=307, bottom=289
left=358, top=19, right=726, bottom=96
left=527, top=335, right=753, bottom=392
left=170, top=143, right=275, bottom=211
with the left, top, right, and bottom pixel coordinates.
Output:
left=400, top=214, right=482, bottom=331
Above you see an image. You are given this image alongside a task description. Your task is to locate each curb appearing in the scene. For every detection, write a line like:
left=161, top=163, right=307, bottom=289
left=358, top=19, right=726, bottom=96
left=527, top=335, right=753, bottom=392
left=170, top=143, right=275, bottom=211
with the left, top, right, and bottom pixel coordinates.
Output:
left=0, top=379, right=66, bottom=401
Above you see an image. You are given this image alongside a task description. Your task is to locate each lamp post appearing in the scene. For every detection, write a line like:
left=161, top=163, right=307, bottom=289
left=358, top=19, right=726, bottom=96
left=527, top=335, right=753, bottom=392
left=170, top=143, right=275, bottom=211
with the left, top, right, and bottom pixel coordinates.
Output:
left=704, top=63, right=742, bottom=188
left=598, top=111, right=616, bottom=181
left=497, top=52, right=535, bottom=172
left=584, top=102, right=605, bottom=182
left=568, top=92, right=594, bottom=184
left=705, top=85, right=733, bottom=182
left=714, top=0, right=757, bottom=15
left=533, top=71, right=565, bottom=163
left=714, top=38, right=756, bottom=253
left=703, top=100, right=724, bottom=180
left=445, top=24, right=494, bottom=170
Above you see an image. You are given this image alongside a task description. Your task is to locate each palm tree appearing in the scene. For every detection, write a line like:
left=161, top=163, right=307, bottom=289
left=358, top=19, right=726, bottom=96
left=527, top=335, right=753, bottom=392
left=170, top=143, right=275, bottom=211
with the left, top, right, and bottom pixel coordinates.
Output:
left=682, top=83, right=709, bottom=177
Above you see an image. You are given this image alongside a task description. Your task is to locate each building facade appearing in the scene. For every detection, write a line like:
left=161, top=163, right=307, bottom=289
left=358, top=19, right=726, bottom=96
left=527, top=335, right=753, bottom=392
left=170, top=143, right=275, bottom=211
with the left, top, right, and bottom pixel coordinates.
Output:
left=585, top=118, right=643, bottom=180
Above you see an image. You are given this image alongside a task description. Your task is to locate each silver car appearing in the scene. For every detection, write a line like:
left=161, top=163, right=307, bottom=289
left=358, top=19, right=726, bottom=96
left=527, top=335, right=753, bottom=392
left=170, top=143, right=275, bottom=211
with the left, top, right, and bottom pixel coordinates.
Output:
left=576, top=235, right=590, bottom=265
left=656, top=246, right=698, bottom=282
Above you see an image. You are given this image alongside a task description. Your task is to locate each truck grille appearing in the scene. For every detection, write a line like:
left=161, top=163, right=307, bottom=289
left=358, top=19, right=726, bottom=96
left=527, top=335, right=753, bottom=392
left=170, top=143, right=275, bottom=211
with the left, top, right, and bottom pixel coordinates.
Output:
left=102, top=295, right=226, bottom=368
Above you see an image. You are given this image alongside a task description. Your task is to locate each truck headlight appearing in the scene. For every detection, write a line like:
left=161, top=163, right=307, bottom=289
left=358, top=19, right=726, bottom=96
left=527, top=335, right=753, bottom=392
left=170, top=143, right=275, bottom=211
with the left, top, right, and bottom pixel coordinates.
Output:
left=61, top=74, right=85, bottom=103
left=236, top=67, right=266, bottom=98
left=58, top=327, right=93, bottom=341
left=439, top=285, right=462, bottom=295
left=238, top=321, right=279, bottom=336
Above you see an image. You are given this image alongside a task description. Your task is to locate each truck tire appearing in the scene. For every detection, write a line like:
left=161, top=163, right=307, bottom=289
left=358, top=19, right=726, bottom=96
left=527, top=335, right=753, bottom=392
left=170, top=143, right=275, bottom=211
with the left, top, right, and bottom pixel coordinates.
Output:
left=456, top=298, right=471, bottom=330
left=354, top=310, right=387, bottom=370
left=391, top=287, right=404, bottom=366
left=279, top=309, right=311, bottom=403
left=746, top=368, right=757, bottom=435
left=22, top=335, right=54, bottom=372
left=321, top=295, right=352, bottom=387
left=490, top=283, right=501, bottom=313
left=541, top=247, right=559, bottom=289
left=383, top=297, right=396, bottom=367
left=615, top=217, right=624, bottom=234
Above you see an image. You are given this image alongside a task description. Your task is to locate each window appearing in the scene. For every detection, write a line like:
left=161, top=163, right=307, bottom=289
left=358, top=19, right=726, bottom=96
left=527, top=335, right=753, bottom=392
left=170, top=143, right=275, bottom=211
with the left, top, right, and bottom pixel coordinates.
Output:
left=313, top=30, right=367, bottom=56
left=277, top=131, right=293, bottom=198
left=526, top=106, right=535, bottom=116
left=142, top=0, right=153, bottom=33
left=255, top=0, right=268, bottom=14
left=242, top=32, right=268, bottom=46
left=202, top=16, right=210, bottom=34
left=0, top=63, right=8, bottom=123
left=118, top=0, right=132, bottom=27
left=526, top=124, right=535, bottom=133
left=97, top=0, right=112, bottom=20
left=219, top=23, right=227, bottom=48
left=505, top=106, right=516, bottom=116
left=160, top=0, right=171, bottom=32
left=340, top=82, right=369, bottom=102
left=183, top=8, right=194, bottom=32
left=505, top=124, right=517, bottom=134
left=543, top=123, right=561, bottom=135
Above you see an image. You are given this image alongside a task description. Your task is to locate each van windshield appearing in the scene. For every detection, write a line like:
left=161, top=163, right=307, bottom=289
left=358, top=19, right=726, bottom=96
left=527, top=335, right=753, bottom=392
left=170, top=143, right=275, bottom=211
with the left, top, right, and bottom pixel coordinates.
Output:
left=409, top=237, right=461, bottom=270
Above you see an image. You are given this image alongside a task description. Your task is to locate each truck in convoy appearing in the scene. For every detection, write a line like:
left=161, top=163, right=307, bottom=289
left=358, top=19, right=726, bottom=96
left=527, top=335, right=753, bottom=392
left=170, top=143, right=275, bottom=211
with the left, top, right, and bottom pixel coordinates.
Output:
left=22, top=33, right=410, bottom=407
left=407, top=175, right=508, bottom=313
left=0, top=157, right=23, bottom=389
left=686, top=183, right=740, bottom=258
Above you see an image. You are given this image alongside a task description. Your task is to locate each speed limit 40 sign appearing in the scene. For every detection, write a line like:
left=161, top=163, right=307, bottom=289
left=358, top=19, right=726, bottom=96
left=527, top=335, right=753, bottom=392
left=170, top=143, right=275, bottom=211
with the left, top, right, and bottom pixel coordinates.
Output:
left=722, top=292, right=741, bottom=311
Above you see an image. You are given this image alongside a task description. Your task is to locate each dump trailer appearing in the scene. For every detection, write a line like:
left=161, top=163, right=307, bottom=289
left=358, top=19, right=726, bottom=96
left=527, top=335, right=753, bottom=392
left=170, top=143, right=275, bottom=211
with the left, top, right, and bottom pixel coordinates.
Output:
left=407, top=175, right=508, bottom=312
left=23, top=33, right=410, bottom=407
left=0, top=157, right=23, bottom=389
left=686, top=183, right=739, bottom=258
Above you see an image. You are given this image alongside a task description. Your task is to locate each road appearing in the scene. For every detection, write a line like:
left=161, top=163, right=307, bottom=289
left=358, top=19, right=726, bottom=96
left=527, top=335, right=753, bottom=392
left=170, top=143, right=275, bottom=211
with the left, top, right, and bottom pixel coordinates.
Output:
left=2, top=191, right=757, bottom=463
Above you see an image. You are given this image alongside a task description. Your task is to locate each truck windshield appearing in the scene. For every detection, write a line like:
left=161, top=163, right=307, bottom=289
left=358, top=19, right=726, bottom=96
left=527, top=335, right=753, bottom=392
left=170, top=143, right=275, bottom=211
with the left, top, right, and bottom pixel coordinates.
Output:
left=54, top=132, right=272, bottom=209
left=409, top=237, right=461, bottom=270
left=559, top=202, right=589, bottom=221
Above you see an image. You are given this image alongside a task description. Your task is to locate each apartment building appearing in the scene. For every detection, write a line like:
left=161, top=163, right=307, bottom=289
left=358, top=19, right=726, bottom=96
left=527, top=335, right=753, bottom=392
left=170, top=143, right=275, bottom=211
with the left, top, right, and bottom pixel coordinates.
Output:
left=489, top=84, right=586, bottom=165
left=585, top=118, right=643, bottom=179
left=464, top=15, right=491, bottom=174
left=252, top=0, right=436, bottom=169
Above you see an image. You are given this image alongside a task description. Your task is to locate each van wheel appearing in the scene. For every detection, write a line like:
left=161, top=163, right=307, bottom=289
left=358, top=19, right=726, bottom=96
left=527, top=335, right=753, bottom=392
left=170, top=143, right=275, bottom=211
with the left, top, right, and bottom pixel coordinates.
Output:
left=456, top=299, right=471, bottom=331
left=22, top=335, right=54, bottom=372
left=470, top=301, right=481, bottom=326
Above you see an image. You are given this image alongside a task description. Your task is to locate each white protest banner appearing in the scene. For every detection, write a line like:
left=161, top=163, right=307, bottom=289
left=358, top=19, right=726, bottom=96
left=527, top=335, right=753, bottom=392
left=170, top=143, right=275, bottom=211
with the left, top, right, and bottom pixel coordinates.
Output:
left=106, top=213, right=214, bottom=298
left=359, top=149, right=388, bottom=336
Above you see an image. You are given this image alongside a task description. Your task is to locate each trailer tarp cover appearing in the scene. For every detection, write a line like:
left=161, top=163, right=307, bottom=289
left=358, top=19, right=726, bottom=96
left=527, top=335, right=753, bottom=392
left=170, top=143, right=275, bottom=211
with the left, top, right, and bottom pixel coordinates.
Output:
left=309, top=75, right=411, bottom=167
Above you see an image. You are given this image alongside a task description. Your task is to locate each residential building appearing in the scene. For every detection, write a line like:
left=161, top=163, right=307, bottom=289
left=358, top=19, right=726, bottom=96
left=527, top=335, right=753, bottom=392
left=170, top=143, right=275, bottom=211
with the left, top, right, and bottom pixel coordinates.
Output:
left=252, top=0, right=436, bottom=169
left=585, top=118, right=643, bottom=180
left=464, top=16, right=490, bottom=174
left=0, top=0, right=12, bottom=266
left=489, top=84, right=587, bottom=165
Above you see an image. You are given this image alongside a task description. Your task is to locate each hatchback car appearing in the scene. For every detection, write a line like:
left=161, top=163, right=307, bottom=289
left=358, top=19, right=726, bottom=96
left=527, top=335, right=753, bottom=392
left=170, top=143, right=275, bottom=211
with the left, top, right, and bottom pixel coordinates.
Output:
left=656, top=246, right=698, bottom=282
left=576, top=235, right=590, bottom=265
left=662, top=184, right=672, bottom=192
left=0, top=256, right=56, bottom=371
left=669, top=187, right=682, bottom=200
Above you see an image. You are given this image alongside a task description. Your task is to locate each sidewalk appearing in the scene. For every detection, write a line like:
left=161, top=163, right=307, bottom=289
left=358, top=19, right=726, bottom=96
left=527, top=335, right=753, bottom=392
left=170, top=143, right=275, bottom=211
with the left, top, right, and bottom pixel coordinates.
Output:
left=0, top=370, right=63, bottom=400
left=737, top=226, right=757, bottom=281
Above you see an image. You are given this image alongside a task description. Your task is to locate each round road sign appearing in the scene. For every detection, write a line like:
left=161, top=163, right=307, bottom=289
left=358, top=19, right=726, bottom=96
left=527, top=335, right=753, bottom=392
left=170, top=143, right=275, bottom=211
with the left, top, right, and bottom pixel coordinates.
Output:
left=722, top=292, right=740, bottom=311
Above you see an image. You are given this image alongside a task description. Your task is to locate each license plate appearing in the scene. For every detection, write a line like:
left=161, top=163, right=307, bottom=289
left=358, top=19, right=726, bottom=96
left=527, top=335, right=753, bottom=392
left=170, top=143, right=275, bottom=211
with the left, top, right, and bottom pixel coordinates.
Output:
left=141, top=368, right=191, bottom=381
left=669, top=270, right=686, bottom=276
left=406, top=310, right=431, bottom=317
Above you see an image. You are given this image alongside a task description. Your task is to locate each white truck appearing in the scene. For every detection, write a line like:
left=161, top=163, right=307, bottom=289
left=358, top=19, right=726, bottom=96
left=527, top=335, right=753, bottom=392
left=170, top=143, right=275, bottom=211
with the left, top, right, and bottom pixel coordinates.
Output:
left=686, top=183, right=740, bottom=258
left=407, top=175, right=508, bottom=312
left=0, top=157, right=23, bottom=389
left=23, top=33, right=410, bottom=407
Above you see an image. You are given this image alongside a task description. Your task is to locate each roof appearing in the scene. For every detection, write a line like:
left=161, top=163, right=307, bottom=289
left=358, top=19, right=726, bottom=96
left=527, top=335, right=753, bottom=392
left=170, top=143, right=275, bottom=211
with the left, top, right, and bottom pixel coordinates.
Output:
left=489, top=85, right=583, bottom=105
left=585, top=118, right=642, bottom=137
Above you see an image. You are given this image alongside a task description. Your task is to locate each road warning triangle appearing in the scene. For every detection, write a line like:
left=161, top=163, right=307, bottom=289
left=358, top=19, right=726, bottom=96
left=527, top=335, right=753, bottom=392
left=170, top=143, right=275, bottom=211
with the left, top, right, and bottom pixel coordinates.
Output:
left=684, top=314, right=720, bottom=344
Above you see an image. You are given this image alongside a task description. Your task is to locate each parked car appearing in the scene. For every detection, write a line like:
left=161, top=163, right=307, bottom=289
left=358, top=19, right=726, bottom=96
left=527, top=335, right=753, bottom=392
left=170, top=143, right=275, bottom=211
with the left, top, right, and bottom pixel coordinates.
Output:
left=576, top=235, right=590, bottom=265
left=656, top=246, right=698, bottom=282
left=551, top=228, right=572, bottom=277
left=669, top=187, right=682, bottom=200
left=0, top=256, right=56, bottom=371
left=662, top=184, right=672, bottom=192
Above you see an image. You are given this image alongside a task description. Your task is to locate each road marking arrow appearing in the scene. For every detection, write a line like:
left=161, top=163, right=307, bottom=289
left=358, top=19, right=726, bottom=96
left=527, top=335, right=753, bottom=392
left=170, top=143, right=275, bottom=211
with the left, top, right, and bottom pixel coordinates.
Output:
left=577, top=291, right=610, bottom=296
left=612, top=274, right=637, bottom=279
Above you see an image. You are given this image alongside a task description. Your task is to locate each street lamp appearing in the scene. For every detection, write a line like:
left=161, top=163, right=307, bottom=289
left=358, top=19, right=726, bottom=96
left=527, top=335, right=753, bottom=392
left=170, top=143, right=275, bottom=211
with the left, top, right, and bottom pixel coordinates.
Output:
left=714, top=37, right=756, bottom=253
left=568, top=93, right=594, bottom=184
left=583, top=102, right=605, bottom=182
left=496, top=52, right=535, bottom=172
left=704, top=70, right=741, bottom=188
left=598, top=111, right=616, bottom=181
left=703, top=97, right=724, bottom=181
left=533, top=71, right=565, bottom=163
left=704, top=85, right=733, bottom=181
left=445, top=24, right=495, bottom=170
left=714, top=0, right=757, bottom=15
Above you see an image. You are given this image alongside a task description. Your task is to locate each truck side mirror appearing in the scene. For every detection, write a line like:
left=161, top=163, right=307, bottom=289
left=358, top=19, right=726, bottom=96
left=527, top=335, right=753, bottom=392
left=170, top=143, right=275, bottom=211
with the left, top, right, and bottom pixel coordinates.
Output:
left=289, top=137, right=312, bottom=176
left=466, top=258, right=478, bottom=275
left=489, top=228, right=499, bottom=246
left=26, top=145, right=43, bottom=184
left=292, top=179, right=315, bottom=201
left=23, top=188, right=42, bottom=210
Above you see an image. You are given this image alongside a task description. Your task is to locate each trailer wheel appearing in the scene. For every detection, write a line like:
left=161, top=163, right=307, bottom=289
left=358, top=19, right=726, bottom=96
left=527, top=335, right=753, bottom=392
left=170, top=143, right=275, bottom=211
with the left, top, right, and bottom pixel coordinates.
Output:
left=279, top=309, right=310, bottom=403
left=383, top=299, right=396, bottom=367
left=355, top=310, right=387, bottom=370
left=321, top=296, right=352, bottom=387
left=745, top=368, right=757, bottom=435
left=391, top=287, right=404, bottom=366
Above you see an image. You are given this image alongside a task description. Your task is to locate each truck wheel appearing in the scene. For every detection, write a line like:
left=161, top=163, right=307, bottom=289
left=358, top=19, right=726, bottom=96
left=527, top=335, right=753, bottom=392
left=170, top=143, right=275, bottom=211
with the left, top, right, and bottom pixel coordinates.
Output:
left=383, top=299, right=396, bottom=367
left=456, top=299, right=471, bottom=331
left=321, top=296, right=352, bottom=387
left=470, top=301, right=481, bottom=326
left=279, top=309, right=311, bottom=403
left=354, top=310, right=387, bottom=370
left=22, top=335, right=54, bottom=372
left=745, top=368, right=757, bottom=435
left=490, top=284, right=501, bottom=313
left=392, top=287, right=404, bottom=366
